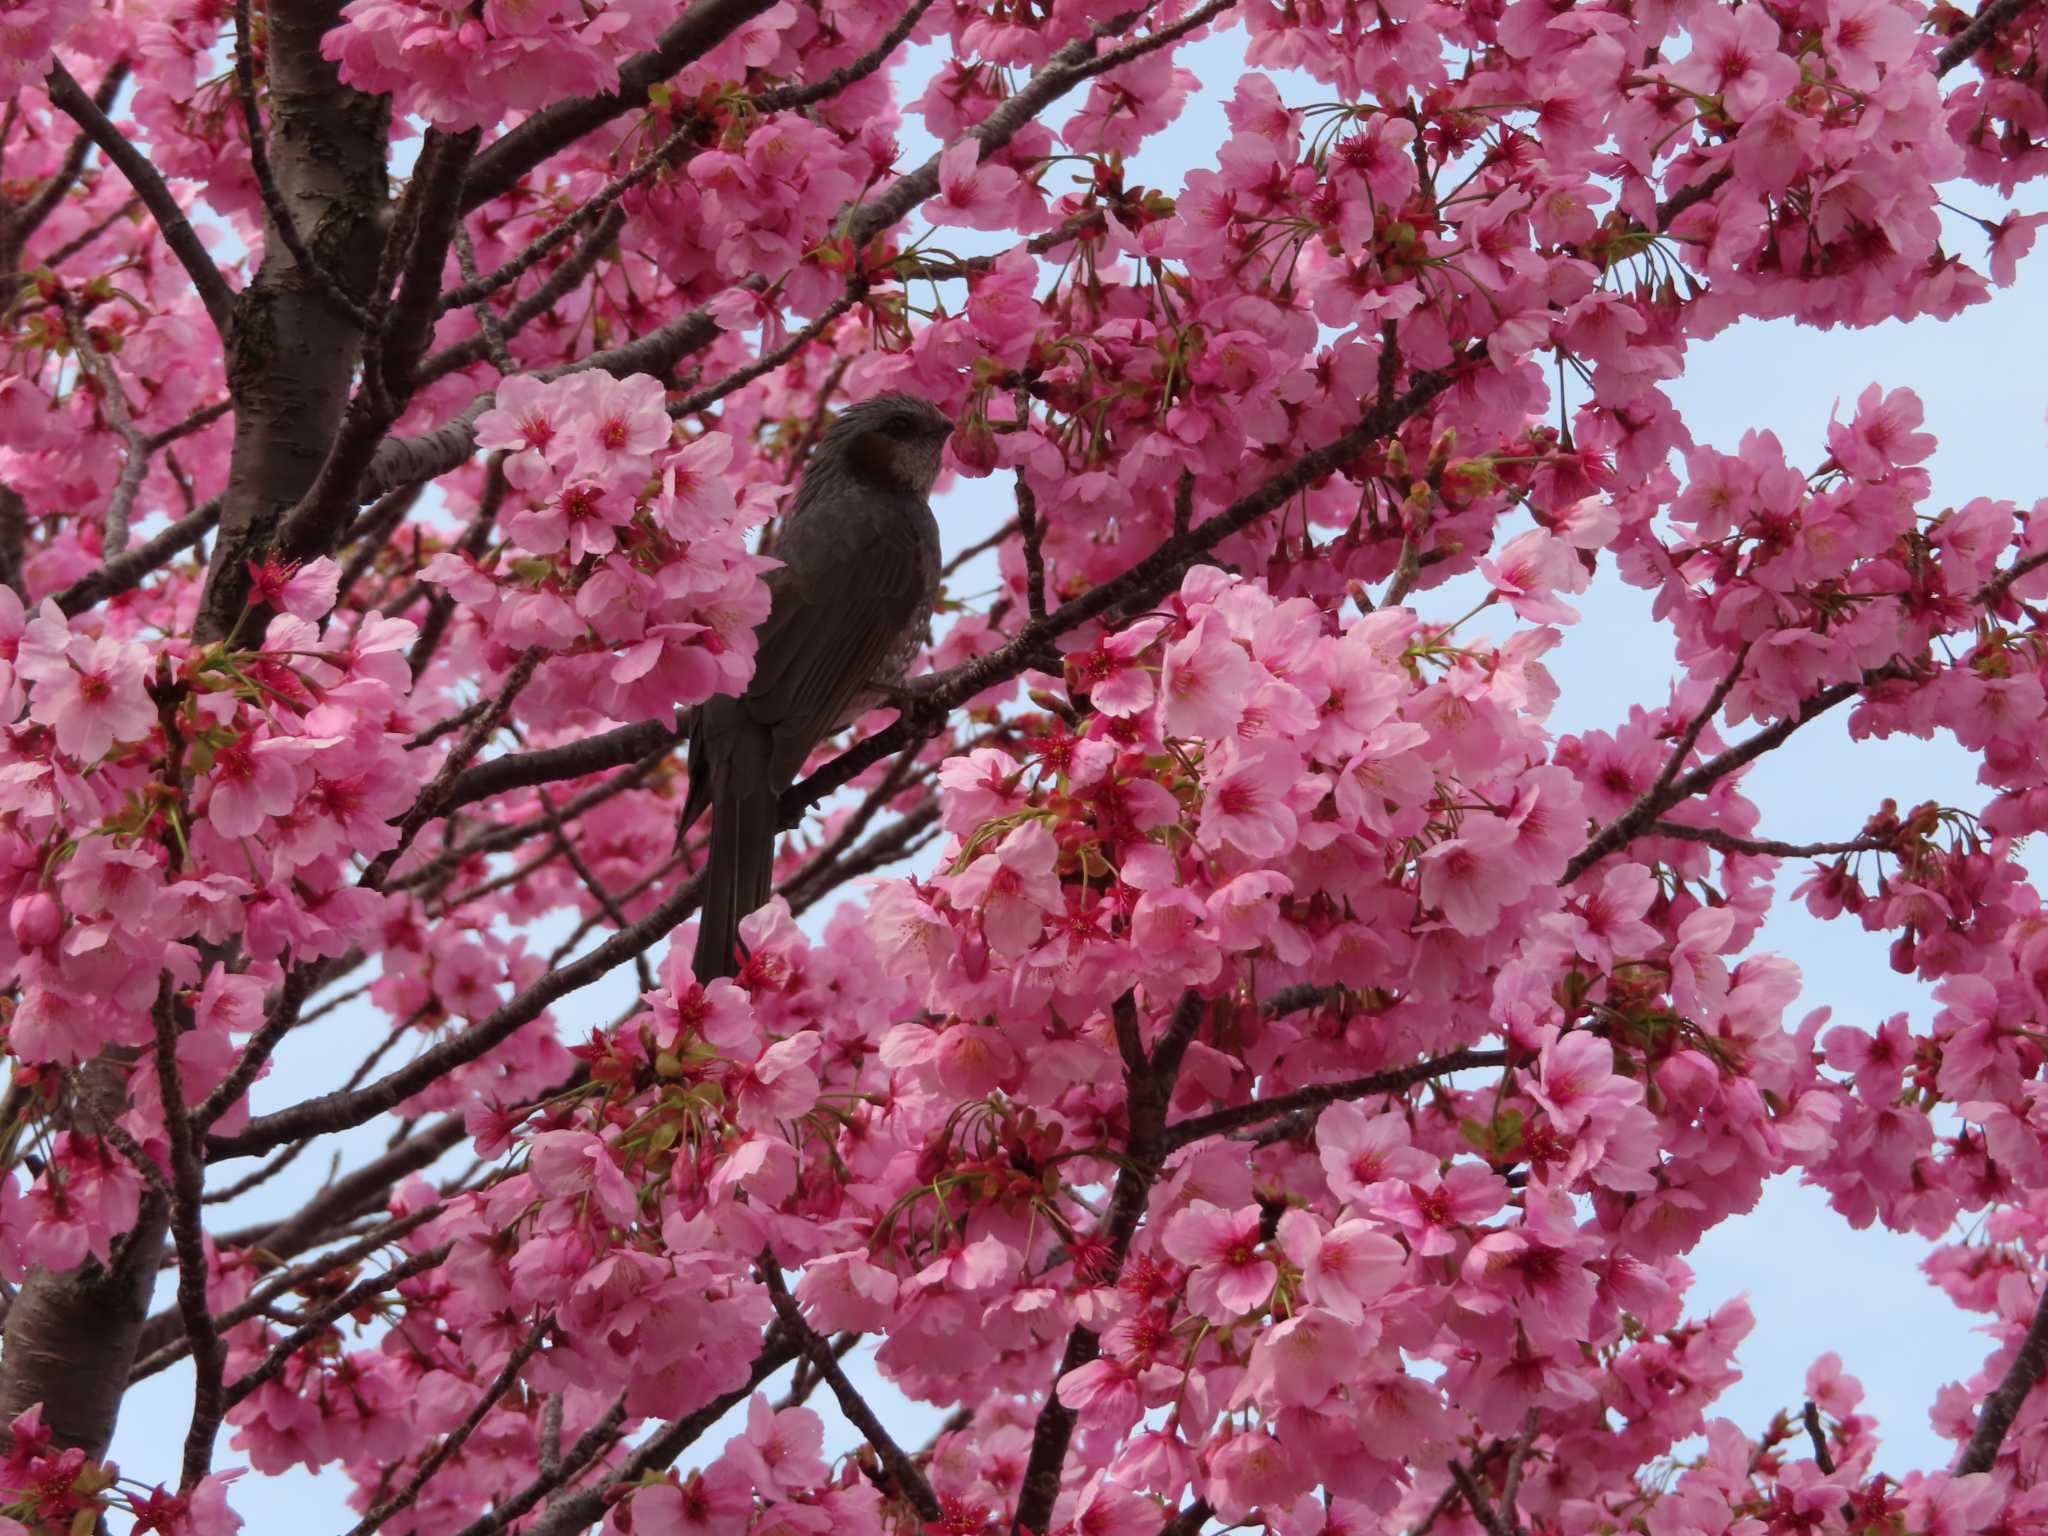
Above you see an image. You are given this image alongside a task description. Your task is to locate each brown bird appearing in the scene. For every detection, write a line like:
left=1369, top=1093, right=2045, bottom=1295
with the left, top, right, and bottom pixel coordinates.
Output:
left=678, top=392, right=952, bottom=980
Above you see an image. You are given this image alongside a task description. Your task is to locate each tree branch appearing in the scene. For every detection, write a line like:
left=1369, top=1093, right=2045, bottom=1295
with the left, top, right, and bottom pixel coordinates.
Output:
left=1012, top=991, right=1203, bottom=1536
left=207, top=870, right=703, bottom=1160
left=846, top=0, right=1236, bottom=249
left=363, top=646, right=544, bottom=891
left=138, top=1125, right=467, bottom=1369
left=762, top=1268, right=940, bottom=1522
left=415, top=205, right=628, bottom=385
left=56, top=290, right=150, bottom=556
left=56, top=496, right=220, bottom=616
left=666, top=285, right=865, bottom=420
left=1560, top=669, right=1879, bottom=886
left=150, top=986, right=225, bottom=1487
left=1, top=59, right=129, bottom=272
left=1957, top=1279, right=2048, bottom=1473
left=1642, top=820, right=1890, bottom=861
left=342, top=1319, right=551, bottom=1536
left=1447, top=1459, right=1518, bottom=1536
left=43, top=62, right=237, bottom=336
left=518, top=1336, right=799, bottom=1536
left=222, top=1243, right=455, bottom=1409
left=459, top=0, right=784, bottom=212
left=360, top=303, right=725, bottom=496
left=537, top=786, right=654, bottom=994
left=1164, top=1047, right=1508, bottom=1151
left=1938, top=0, right=2040, bottom=74
left=438, top=716, right=686, bottom=816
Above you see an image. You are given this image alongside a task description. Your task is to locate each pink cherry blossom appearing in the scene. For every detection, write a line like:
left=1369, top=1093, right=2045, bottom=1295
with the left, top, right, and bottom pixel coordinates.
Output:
left=1162, top=1201, right=1277, bottom=1322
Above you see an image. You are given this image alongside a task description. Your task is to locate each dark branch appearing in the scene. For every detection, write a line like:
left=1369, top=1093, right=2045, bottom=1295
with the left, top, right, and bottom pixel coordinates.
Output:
left=519, top=1337, right=800, bottom=1536
left=1957, top=1279, right=2048, bottom=1473
left=222, top=1244, right=456, bottom=1408
left=3, top=59, right=130, bottom=270
left=57, top=493, right=219, bottom=618
left=44, top=62, right=237, bottom=336
left=439, top=716, right=686, bottom=817
left=341, top=1319, right=551, bottom=1536
left=1643, top=820, right=1891, bottom=861
left=762, top=1268, right=940, bottom=1521
left=459, top=0, right=783, bottom=211
left=207, top=872, right=703, bottom=1159
left=1011, top=991, right=1202, bottom=1536
left=1938, top=0, right=2040, bottom=74
left=151, top=985, right=225, bottom=1486
left=1164, top=1047, right=1508, bottom=1151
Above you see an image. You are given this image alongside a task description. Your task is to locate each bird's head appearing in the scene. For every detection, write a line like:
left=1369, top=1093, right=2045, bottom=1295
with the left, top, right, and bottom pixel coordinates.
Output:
left=822, top=392, right=953, bottom=498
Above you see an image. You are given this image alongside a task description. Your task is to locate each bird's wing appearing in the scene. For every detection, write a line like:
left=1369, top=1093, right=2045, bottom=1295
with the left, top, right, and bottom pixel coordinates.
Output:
left=742, top=516, right=928, bottom=785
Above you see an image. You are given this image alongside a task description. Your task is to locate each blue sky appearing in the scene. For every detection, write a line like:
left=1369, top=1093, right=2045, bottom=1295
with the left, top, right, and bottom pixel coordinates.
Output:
left=100, top=19, right=2048, bottom=1526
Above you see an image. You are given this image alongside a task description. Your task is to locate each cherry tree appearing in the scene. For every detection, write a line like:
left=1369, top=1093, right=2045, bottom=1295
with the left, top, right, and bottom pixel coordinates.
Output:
left=0, top=0, right=2047, bottom=1531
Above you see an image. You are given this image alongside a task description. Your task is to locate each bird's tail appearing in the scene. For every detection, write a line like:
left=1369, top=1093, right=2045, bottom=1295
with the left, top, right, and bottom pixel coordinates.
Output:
left=692, top=728, right=776, bottom=983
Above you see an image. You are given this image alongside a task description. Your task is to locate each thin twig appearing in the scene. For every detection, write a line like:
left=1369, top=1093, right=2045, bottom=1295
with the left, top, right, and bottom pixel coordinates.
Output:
left=37, top=195, right=142, bottom=272
left=202, top=1139, right=315, bottom=1204
left=4, top=59, right=130, bottom=269
left=1382, top=510, right=1429, bottom=608
left=1801, top=1401, right=1835, bottom=1475
left=144, top=398, right=233, bottom=452
left=131, top=1203, right=448, bottom=1380
left=1559, top=665, right=1884, bottom=886
left=151, top=985, right=227, bottom=1487
left=1014, top=463, right=1048, bottom=620
left=942, top=518, right=1020, bottom=578
left=1500, top=1412, right=1537, bottom=1526
left=1011, top=991, right=1203, bottom=1536
left=1164, top=1047, right=1507, bottom=1151
left=666, top=285, right=865, bottom=419
left=441, top=121, right=699, bottom=311
left=1976, top=546, right=2048, bottom=610
left=537, top=786, right=654, bottom=993
left=56, top=290, right=150, bottom=555
left=336, top=481, right=429, bottom=608
left=1643, top=821, right=1890, bottom=861
left=365, top=647, right=545, bottom=890
left=342, top=1319, right=551, bottom=1536
left=223, top=1243, right=455, bottom=1409
left=414, top=206, right=629, bottom=385
left=762, top=1267, right=940, bottom=1521
left=1447, top=1461, right=1516, bottom=1536
left=453, top=224, right=516, bottom=374
left=519, top=1338, right=800, bottom=1536
left=208, top=867, right=704, bottom=1160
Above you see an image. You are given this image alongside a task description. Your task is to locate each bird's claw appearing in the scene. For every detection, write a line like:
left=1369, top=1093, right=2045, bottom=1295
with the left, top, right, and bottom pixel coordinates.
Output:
left=871, top=676, right=946, bottom=726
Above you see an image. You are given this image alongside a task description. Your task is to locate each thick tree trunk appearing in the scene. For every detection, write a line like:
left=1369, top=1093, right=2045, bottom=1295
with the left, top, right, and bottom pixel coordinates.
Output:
left=0, top=1058, right=168, bottom=1456
left=0, top=0, right=389, bottom=1460
left=0, top=1200, right=170, bottom=1456
left=195, top=0, right=388, bottom=643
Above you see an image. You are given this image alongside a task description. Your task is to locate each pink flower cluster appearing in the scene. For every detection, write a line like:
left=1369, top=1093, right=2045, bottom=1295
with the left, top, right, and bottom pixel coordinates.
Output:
left=322, top=0, right=674, bottom=130
left=9, top=0, right=2048, bottom=1529
left=423, top=371, right=774, bottom=725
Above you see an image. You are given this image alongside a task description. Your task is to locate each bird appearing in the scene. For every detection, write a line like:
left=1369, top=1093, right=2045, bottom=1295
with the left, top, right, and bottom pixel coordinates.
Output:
left=677, top=391, right=952, bottom=981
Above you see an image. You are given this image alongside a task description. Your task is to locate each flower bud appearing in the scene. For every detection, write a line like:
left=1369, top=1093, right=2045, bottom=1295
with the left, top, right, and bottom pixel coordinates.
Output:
left=10, top=892, right=61, bottom=949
